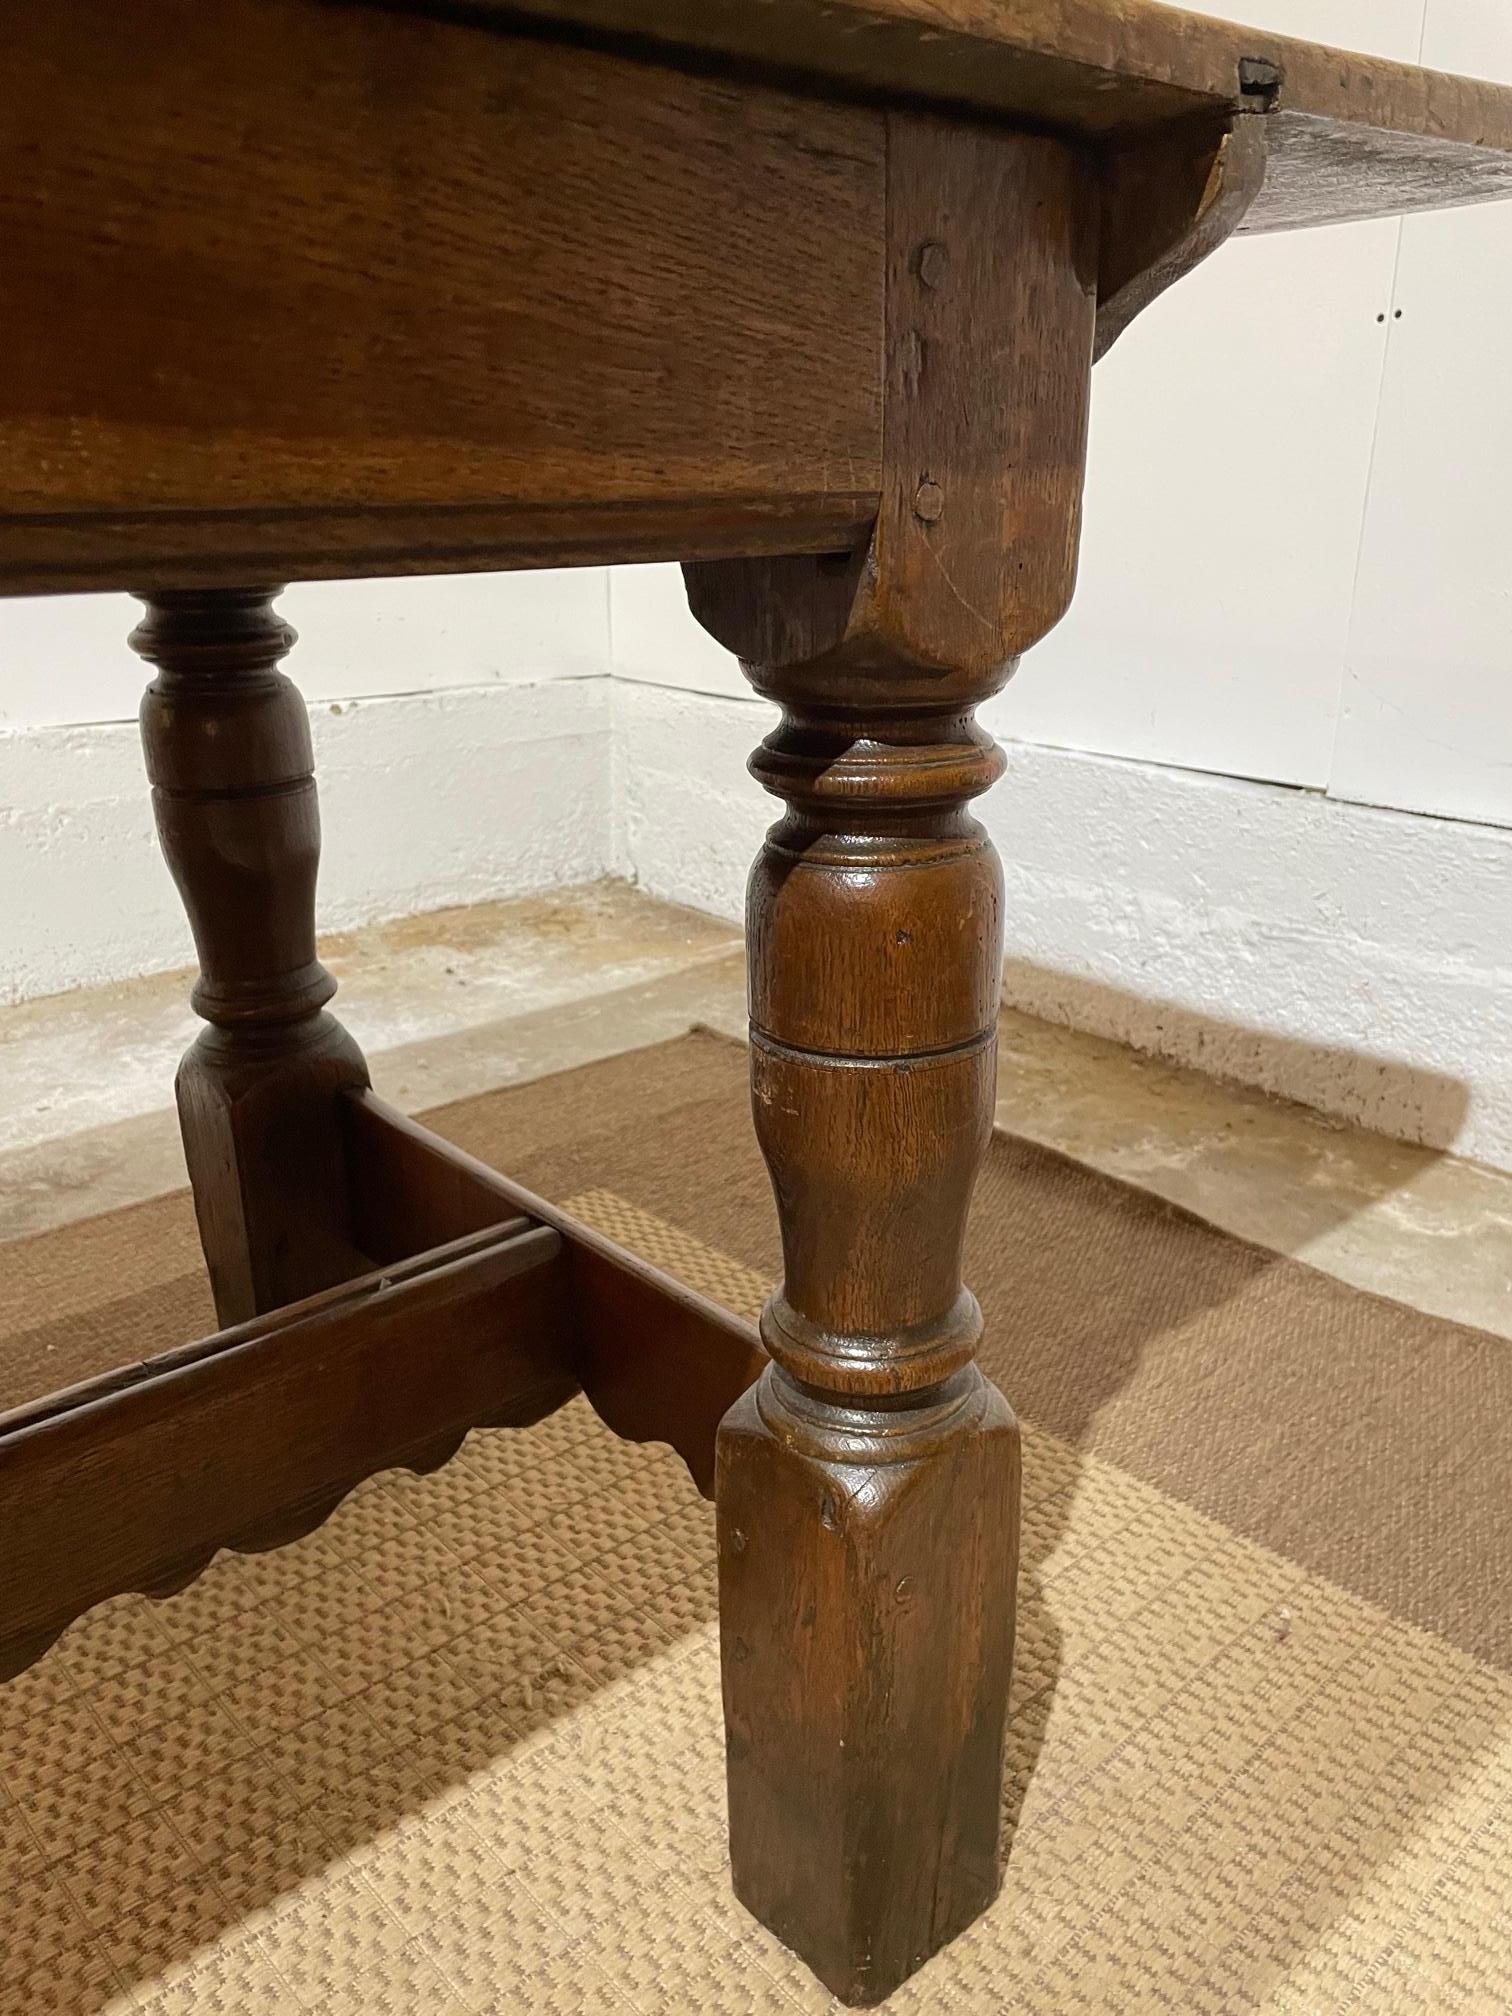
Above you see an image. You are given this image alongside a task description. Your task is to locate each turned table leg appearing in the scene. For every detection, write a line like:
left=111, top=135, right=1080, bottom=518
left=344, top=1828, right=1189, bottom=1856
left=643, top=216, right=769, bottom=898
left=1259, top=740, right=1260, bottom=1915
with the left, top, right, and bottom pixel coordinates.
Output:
left=133, top=587, right=369, bottom=1325
left=684, top=114, right=1102, bottom=2003
left=717, top=692, right=1020, bottom=2003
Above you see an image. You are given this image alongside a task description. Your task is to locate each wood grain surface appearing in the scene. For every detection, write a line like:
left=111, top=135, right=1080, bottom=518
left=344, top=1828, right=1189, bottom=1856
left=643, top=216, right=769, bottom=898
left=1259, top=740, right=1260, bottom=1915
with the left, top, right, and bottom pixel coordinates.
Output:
left=344, top=1091, right=766, bottom=1498
left=0, top=1220, right=570, bottom=1685
left=0, top=0, right=882, bottom=592
left=685, top=114, right=1104, bottom=2005
left=5, top=0, right=1511, bottom=593
left=135, top=589, right=373, bottom=1324
left=447, top=0, right=1512, bottom=230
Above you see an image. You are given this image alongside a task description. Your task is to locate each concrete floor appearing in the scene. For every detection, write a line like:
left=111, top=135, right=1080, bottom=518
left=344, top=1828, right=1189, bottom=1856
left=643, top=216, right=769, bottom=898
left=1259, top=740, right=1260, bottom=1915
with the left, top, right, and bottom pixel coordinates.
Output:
left=3, top=878, right=1511, bottom=1341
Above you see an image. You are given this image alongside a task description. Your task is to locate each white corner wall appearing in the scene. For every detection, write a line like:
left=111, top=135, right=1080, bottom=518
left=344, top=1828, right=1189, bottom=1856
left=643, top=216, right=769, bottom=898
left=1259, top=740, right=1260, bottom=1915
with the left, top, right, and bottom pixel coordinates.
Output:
left=5, top=0, right=1512, bottom=1170
left=1, top=574, right=614, bottom=1004
left=613, top=678, right=1512, bottom=1167
left=604, top=0, right=1512, bottom=1173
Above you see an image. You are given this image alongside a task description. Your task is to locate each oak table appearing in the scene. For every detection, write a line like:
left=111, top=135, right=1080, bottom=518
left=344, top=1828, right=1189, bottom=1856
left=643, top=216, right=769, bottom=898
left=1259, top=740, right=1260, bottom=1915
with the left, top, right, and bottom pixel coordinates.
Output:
left=4, top=2, right=1511, bottom=2003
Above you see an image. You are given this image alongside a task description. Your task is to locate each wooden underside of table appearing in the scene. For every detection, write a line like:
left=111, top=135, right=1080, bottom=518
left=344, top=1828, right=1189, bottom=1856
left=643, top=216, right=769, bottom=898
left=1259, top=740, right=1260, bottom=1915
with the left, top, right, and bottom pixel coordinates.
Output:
left=5, top=0, right=1511, bottom=2001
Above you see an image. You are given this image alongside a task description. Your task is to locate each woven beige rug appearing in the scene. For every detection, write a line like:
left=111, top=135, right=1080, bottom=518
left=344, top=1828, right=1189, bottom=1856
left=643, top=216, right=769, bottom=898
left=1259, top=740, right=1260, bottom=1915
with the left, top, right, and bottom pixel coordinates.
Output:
left=2, top=1029, right=1510, bottom=2014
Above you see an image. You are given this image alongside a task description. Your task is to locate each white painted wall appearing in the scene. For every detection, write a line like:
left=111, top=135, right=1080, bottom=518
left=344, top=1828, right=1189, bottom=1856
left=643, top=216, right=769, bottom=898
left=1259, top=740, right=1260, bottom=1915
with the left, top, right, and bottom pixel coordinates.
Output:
left=611, top=0, right=1512, bottom=1166
left=1009, top=0, right=1426, bottom=791
left=1, top=574, right=614, bottom=1002
left=0, top=573, right=611, bottom=730
left=616, top=678, right=1512, bottom=1164
left=1333, top=0, right=1512, bottom=826
left=611, top=1, right=1512, bottom=816
left=4, top=0, right=1512, bottom=1169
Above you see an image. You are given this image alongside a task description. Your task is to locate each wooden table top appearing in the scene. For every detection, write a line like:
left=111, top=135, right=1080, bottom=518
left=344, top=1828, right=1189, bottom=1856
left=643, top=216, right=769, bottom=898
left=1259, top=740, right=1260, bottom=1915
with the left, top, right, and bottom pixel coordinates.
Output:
left=486, top=0, right=1512, bottom=228
left=5, top=0, right=1512, bottom=598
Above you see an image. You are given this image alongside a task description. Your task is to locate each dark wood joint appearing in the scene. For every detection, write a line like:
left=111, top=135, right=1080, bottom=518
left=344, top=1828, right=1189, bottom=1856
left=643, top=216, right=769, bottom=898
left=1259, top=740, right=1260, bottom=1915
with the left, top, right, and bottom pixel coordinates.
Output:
left=342, top=1092, right=766, bottom=1498
left=1095, top=112, right=1269, bottom=359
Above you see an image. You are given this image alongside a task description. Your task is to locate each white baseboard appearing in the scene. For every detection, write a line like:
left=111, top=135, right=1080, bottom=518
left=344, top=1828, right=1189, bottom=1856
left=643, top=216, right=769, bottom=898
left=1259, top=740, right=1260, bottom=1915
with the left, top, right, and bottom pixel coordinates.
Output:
left=615, top=679, right=1512, bottom=1169
left=12, top=666, right=1511, bottom=1169
left=1, top=678, right=613, bottom=1006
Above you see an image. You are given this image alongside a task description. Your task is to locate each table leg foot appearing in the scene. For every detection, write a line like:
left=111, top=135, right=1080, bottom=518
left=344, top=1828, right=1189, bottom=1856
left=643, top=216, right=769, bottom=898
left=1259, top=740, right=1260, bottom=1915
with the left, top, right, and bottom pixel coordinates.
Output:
left=719, top=1363, right=1019, bottom=2005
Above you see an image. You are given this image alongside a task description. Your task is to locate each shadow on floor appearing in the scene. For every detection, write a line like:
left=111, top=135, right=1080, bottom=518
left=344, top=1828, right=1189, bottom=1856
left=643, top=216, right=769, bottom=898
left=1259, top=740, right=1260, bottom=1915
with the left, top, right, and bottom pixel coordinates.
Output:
left=7, top=1015, right=1506, bottom=2011
left=1000, top=957, right=1473, bottom=1165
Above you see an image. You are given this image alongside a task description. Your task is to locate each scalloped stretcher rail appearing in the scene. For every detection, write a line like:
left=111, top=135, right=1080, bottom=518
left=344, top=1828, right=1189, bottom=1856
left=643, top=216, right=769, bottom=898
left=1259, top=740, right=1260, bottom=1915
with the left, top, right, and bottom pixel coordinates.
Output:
left=0, top=1094, right=763, bottom=1686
